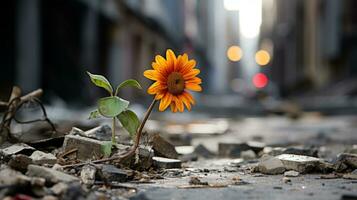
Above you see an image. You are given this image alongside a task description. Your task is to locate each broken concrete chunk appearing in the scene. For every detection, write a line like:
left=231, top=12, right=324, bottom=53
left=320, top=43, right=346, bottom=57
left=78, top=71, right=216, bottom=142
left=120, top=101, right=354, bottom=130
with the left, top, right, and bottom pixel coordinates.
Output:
left=343, top=169, right=357, bottom=180
left=8, top=154, right=32, bottom=173
left=30, top=151, right=57, bottom=165
left=218, top=143, right=250, bottom=158
left=284, top=170, right=300, bottom=177
left=257, top=155, right=285, bottom=175
left=0, top=143, right=35, bottom=158
left=99, top=164, right=129, bottom=182
left=337, top=153, right=357, bottom=169
left=80, top=165, right=96, bottom=185
left=81, top=125, right=112, bottom=141
left=246, top=141, right=265, bottom=154
left=175, top=146, right=194, bottom=155
left=276, top=154, right=322, bottom=173
left=151, top=134, right=178, bottom=159
left=26, top=164, right=78, bottom=184
left=51, top=182, right=69, bottom=196
left=194, top=144, right=215, bottom=158
left=0, top=167, right=31, bottom=185
left=153, top=156, right=182, bottom=169
left=63, top=134, right=112, bottom=160
left=282, top=147, right=318, bottom=157
left=241, top=150, right=256, bottom=160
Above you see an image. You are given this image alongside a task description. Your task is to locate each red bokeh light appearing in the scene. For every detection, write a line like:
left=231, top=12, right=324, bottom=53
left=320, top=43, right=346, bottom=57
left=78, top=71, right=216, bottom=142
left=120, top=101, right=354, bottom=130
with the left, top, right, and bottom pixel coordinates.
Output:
left=253, top=73, right=268, bottom=88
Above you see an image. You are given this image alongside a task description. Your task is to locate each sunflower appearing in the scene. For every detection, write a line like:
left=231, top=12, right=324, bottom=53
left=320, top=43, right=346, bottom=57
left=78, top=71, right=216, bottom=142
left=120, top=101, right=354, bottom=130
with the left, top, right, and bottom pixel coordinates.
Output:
left=144, top=49, right=202, bottom=112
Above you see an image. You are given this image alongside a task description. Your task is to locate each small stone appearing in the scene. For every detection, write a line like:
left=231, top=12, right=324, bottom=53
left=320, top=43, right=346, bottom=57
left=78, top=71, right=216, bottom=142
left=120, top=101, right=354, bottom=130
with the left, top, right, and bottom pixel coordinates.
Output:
left=31, top=177, right=46, bottom=187
left=189, top=176, right=208, bottom=185
left=194, top=144, right=215, bottom=158
left=81, top=125, right=112, bottom=141
left=276, top=154, right=322, bottom=173
left=282, top=177, right=291, bottom=183
left=282, top=147, right=318, bottom=157
left=0, top=143, right=35, bottom=158
left=26, top=165, right=78, bottom=184
left=337, top=153, right=357, bottom=169
left=80, top=165, right=97, bottom=185
left=30, top=151, right=57, bottom=165
left=257, top=155, right=285, bottom=175
left=175, top=146, right=194, bottom=155
left=241, top=150, right=256, bottom=160
left=151, top=134, right=178, bottom=159
left=99, top=164, right=129, bottom=182
left=62, top=134, right=112, bottom=160
left=51, top=182, right=68, bottom=195
left=0, top=167, right=31, bottom=185
left=218, top=143, right=250, bottom=158
left=284, top=170, right=300, bottom=177
left=153, top=156, right=182, bottom=169
left=8, top=154, right=32, bottom=173
left=343, top=169, right=357, bottom=180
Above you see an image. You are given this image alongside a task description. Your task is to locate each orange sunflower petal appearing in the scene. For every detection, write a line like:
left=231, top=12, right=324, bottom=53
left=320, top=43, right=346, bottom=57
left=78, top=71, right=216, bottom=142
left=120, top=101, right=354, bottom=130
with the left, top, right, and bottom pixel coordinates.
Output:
left=180, top=60, right=196, bottom=74
left=186, top=77, right=202, bottom=84
left=170, top=102, right=177, bottom=113
left=166, top=49, right=176, bottom=72
left=185, top=83, right=202, bottom=92
left=179, top=94, right=192, bottom=111
left=182, top=91, right=195, bottom=105
left=147, top=82, right=167, bottom=94
left=159, top=93, right=173, bottom=111
left=183, top=69, right=200, bottom=80
left=155, top=92, right=165, bottom=100
left=143, top=70, right=167, bottom=82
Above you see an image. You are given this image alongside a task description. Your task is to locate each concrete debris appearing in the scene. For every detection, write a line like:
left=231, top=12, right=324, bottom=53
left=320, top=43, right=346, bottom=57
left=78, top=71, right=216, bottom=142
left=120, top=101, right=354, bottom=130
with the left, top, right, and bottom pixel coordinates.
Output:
left=26, top=165, right=78, bottom=184
left=282, top=147, right=319, bottom=157
left=175, top=146, right=194, bottom=155
left=343, top=169, right=357, bottom=180
left=0, top=167, right=31, bottom=185
left=51, top=182, right=69, bottom=196
left=194, top=144, right=215, bottom=158
left=80, top=125, right=112, bottom=141
left=62, top=134, right=112, bottom=160
left=276, top=154, right=322, bottom=173
left=282, top=177, right=291, bottom=183
left=30, top=150, right=57, bottom=165
left=336, top=153, right=357, bottom=169
left=153, top=156, right=182, bottom=169
left=257, top=155, right=285, bottom=175
left=241, top=150, right=256, bottom=160
left=99, top=164, right=129, bottom=182
left=0, top=143, right=35, bottom=158
left=218, top=143, right=251, bottom=158
left=189, top=176, right=208, bottom=185
left=151, top=134, right=178, bottom=159
left=80, top=165, right=96, bottom=185
left=284, top=170, right=300, bottom=177
left=8, top=154, right=32, bottom=173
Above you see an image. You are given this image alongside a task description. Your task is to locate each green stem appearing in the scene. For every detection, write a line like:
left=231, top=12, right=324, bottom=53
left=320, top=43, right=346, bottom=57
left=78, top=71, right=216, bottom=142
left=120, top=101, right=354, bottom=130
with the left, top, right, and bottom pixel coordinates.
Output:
left=112, top=117, right=116, bottom=144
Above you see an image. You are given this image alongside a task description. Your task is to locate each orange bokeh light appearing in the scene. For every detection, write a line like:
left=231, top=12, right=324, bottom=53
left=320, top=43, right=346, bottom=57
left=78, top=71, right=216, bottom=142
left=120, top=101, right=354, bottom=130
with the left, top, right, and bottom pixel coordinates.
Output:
left=227, top=46, right=243, bottom=62
left=255, top=50, right=271, bottom=66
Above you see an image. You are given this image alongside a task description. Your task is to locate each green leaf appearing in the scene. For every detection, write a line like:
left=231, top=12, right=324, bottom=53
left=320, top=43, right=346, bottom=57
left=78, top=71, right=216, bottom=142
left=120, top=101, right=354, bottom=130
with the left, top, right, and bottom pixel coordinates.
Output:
left=117, top=110, right=140, bottom=139
left=87, top=71, right=113, bottom=95
left=115, top=79, right=142, bottom=95
left=97, top=96, right=129, bottom=118
left=88, top=109, right=101, bottom=119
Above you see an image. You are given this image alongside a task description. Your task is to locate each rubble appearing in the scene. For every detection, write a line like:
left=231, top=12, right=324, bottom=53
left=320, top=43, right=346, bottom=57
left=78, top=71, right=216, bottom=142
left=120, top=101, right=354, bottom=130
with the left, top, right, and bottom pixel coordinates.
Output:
left=194, top=144, right=215, bottom=158
left=276, top=154, right=322, bottom=173
left=150, top=134, right=178, bottom=159
left=218, top=143, right=251, bottom=158
left=336, top=153, right=357, bottom=169
left=99, top=164, right=129, bottom=182
left=284, top=170, right=300, bottom=177
left=0, top=167, right=31, bottom=185
left=26, top=165, right=79, bottom=184
left=0, top=143, right=35, bottom=158
left=78, top=125, right=112, bottom=141
left=51, top=182, right=69, bottom=196
left=153, top=157, right=182, bottom=169
left=8, top=154, right=32, bottom=172
left=241, top=150, right=256, bottom=160
left=256, top=155, right=285, bottom=174
left=62, top=134, right=112, bottom=160
left=282, top=147, right=319, bottom=157
left=342, top=169, right=357, bottom=180
left=80, top=165, right=96, bottom=185
left=30, top=150, right=57, bottom=165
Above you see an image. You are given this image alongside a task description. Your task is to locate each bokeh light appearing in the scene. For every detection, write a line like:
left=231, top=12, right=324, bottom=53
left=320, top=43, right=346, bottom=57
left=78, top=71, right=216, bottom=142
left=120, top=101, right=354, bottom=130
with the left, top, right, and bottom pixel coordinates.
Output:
left=227, top=46, right=243, bottom=62
left=252, top=73, right=268, bottom=88
left=255, top=50, right=271, bottom=66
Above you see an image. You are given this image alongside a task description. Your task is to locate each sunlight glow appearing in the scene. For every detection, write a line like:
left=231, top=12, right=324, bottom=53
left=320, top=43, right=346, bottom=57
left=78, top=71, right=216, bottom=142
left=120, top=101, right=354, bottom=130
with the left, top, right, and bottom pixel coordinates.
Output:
left=239, top=0, right=262, bottom=38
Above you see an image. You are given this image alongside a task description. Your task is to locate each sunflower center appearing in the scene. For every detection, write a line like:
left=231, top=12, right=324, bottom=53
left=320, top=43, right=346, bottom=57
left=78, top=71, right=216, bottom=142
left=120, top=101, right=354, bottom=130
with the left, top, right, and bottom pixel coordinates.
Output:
left=167, top=72, right=185, bottom=95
